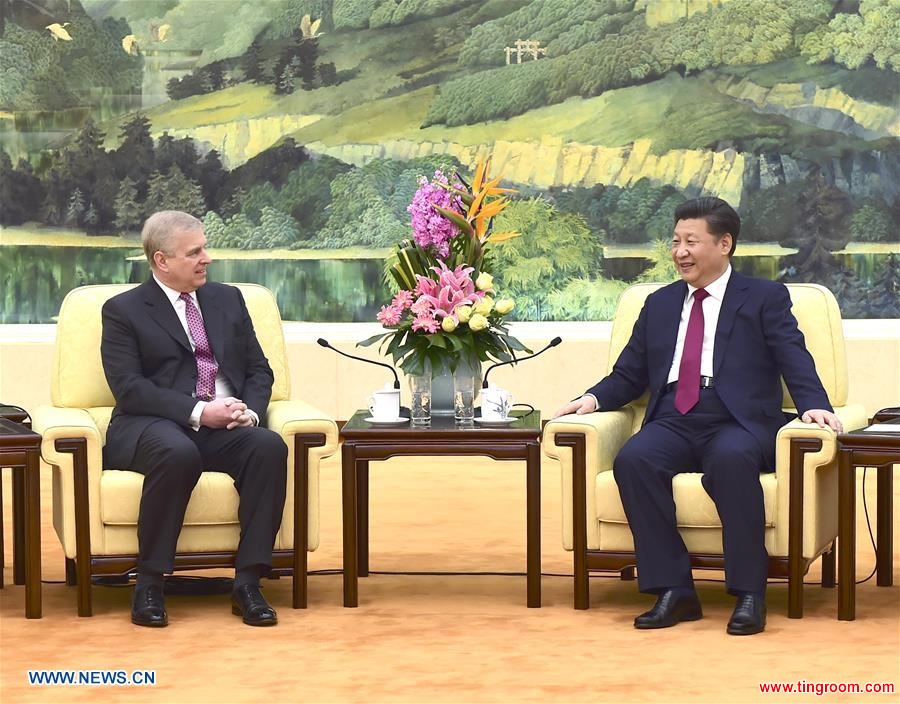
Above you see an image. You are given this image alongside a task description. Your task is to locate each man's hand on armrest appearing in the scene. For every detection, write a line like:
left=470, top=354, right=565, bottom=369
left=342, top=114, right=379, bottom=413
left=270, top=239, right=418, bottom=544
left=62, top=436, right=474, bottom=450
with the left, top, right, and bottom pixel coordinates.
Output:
left=553, top=395, right=598, bottom=419
left=801, top=409, right=843, bottom=433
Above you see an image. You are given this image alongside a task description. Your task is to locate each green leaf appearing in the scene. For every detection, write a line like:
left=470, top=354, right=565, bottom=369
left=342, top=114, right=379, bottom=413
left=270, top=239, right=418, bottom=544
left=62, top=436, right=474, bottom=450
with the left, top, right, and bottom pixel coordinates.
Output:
left=432, top=204, right=474, bottom=237
left=359, top=332, right=390, bottom=348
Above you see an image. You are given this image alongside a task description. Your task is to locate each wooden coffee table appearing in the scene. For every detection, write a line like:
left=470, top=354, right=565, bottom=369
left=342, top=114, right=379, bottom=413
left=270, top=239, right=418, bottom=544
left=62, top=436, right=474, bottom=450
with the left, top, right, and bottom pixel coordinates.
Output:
left=339, top=409, right=542, bottom=607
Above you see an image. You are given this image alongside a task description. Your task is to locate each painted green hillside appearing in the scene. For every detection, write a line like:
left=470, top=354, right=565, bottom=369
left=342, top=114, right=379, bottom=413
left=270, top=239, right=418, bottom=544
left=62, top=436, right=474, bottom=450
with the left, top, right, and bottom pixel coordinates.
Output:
left=1, top=0, right=898, bottom=322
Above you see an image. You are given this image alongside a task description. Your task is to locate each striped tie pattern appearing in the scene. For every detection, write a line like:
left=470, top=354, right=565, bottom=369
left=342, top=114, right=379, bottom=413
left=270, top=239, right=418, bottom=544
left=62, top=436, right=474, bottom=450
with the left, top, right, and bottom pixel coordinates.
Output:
left=180, top=293, right=218, bottom=401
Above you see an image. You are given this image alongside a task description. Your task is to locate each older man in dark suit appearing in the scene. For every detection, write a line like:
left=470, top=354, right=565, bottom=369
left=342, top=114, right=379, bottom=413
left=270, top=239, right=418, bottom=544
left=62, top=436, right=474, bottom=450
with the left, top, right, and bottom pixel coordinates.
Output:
left=554, top=197, right=842, bottom=635
left=101, top=210, right=287, bottom=627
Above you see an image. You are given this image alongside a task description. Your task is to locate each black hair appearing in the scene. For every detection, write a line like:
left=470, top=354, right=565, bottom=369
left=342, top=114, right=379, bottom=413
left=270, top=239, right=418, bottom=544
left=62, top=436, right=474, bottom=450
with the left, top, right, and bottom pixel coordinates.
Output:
left=673, top=197, right=740, bottom=255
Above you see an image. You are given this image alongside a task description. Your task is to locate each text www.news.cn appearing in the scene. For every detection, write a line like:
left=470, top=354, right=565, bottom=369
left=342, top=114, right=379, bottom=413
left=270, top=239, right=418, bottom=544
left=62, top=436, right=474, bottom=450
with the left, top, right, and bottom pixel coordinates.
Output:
left=28, top=670, right=156, bottom=686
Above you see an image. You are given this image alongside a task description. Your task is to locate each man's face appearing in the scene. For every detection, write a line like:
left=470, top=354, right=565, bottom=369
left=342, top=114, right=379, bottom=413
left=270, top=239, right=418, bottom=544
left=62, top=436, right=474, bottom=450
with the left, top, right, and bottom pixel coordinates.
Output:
left=671, top=218, right=732, bottom=289
left=153, top=227, right=211, bottom=293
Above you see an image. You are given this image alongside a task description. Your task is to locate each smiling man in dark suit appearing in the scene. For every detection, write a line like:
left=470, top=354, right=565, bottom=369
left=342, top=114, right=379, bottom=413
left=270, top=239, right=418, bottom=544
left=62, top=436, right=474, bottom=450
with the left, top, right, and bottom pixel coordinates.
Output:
left=554, top=197, right=842, bottom=635
left=101, top=210, right=287, bottom=627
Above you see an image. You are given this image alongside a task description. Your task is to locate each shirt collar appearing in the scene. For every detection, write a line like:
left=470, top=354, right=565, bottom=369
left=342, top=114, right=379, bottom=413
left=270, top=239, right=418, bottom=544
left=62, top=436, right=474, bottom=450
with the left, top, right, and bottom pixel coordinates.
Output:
left=152, top=274, right=197, bottom=306
left=688, top=263, right=731, bottom=301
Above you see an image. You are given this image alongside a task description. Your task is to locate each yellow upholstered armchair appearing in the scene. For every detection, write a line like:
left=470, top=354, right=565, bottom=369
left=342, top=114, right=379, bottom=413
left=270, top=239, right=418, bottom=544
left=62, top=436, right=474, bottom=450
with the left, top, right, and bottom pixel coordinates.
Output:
left=542, top=283, right=868, bottom=617
left=32, top=283, right=339, bottom=616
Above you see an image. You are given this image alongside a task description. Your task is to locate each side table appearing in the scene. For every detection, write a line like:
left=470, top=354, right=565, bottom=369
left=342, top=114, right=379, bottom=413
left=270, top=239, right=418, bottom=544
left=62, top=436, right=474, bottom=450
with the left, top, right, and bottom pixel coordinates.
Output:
left=340, top=409, right=543, bottom=608
left=0, top=417, right=42, bottom=618
left=0, top=405, right=30, bottom=590
left=836, top=417, right=897, bottom=620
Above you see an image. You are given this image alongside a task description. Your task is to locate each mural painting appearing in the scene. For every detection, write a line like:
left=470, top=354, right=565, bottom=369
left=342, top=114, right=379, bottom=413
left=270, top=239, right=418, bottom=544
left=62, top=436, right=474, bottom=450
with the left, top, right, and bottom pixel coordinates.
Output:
left=1, top=0, right=898, bottom=324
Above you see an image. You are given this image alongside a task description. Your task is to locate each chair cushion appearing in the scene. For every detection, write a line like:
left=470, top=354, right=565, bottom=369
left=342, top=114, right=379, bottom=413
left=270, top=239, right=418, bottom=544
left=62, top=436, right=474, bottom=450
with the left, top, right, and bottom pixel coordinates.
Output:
left=100, top=470, right=240, bottom=526
left=596, top=471, right=777, bottom=528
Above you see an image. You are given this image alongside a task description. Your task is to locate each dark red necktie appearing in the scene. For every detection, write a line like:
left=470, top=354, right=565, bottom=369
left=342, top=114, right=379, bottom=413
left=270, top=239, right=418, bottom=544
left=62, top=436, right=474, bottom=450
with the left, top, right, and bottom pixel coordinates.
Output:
left=674, top=288, right=710, bottom=415
left=180, top=293, right=218, bottom=401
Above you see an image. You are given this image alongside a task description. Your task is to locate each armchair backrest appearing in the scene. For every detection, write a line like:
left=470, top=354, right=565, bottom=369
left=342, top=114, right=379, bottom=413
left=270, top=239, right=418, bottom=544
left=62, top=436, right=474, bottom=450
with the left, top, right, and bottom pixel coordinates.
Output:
left=605, top=281, right=848, bottom=413
left=51, top=283, right=290, bottom=408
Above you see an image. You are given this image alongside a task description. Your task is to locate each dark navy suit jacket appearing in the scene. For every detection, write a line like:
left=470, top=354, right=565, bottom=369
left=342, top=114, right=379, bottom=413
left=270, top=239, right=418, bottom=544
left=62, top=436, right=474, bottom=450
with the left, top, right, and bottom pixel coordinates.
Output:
left=100, top=279, right=274, bottom=469
left=586, top=271, right=832, bottom=469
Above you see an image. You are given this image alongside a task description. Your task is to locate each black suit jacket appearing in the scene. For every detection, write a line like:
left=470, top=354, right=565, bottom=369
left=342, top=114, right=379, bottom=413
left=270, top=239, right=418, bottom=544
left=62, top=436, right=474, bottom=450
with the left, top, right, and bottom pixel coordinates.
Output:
left=586, top=271, right=832, bottom=468
left=101, top=279, right=274, bottom=468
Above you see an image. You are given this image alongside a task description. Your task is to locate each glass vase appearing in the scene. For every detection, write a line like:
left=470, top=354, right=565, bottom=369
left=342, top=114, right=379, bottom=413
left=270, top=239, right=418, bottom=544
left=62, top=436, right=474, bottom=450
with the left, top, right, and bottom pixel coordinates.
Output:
left=428, top=357, right=482, bottom=417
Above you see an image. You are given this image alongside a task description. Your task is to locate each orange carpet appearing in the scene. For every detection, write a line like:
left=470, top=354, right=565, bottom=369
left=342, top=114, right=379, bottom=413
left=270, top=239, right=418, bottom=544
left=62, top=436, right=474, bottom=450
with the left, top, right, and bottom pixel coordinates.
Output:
left=1, top=456, right=898, bottom=703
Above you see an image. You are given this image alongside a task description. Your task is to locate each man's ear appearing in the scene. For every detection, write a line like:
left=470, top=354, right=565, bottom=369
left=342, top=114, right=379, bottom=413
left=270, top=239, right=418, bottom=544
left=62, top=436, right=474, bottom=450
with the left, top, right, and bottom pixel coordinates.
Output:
left=153, top=251, right=168, bottom=271
left=720, top=233, right=733, bottom=254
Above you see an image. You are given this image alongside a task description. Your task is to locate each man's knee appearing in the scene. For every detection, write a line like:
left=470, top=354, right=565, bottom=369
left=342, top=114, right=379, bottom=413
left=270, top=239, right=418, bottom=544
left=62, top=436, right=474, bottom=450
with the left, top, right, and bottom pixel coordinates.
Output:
left=703, top=437, right=764, bottom=482
left=613, top=440, right=656, bottom=488
left=256, top=428, right=287, bottom=459
left=247, top=428, right=288, bottom=478
left=135, top=432, right=203, bottom=478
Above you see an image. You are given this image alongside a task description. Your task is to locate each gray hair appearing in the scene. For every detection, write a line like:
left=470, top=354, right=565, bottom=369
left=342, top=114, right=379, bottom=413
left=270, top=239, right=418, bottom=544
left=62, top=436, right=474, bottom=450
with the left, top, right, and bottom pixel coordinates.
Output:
left=142, top=211, right=204, bottom=268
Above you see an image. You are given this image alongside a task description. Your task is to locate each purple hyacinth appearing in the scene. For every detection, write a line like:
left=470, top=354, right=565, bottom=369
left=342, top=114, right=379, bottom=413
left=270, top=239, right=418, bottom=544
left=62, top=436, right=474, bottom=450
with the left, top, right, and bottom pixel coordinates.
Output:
left=407, top=170, right=464, bottom=260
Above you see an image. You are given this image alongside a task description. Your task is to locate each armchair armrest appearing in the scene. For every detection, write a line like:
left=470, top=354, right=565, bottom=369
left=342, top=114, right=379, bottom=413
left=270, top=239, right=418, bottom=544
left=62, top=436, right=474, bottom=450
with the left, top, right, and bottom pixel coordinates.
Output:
left=266, top=399, right=339, bottom=456
left=31, top=406, right=103, bottom=472
left=772, top=402, right=867, bottom=564
left=543, top=408, right=634, bottom=471
left=265, top=399, right=339, bottom=570
left=30, top=405, right=104, bottom=561
left=774, top=401, right=870, bottom=497
left=543, top=407, right=635, bottom=549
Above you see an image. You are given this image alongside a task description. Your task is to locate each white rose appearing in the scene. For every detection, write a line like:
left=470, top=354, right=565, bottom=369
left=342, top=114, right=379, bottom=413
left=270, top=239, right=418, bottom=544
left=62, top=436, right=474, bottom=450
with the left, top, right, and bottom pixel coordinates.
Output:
left=494, top=298, right=514, bottom=315
left=441, top=316, right=458, bottom=332
left=475, top=272, right=494, bottom=291
left=468, top=313, right=489, bottom=332
left=473, top=296, right=494, bottom=316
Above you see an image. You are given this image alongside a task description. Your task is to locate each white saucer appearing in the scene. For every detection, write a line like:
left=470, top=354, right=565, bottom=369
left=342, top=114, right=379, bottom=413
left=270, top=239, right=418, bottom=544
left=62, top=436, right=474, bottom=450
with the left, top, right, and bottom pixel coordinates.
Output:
left=364, top=416, right=408, bottom=425
left=474, top=416, right=515, bottom=426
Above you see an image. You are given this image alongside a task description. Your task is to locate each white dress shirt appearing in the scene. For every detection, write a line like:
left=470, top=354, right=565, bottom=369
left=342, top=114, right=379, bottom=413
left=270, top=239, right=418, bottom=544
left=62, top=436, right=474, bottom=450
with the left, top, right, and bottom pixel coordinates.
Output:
left=152, top=276, right=257, bottom=428
left=666, top=265, right=732, bottom=384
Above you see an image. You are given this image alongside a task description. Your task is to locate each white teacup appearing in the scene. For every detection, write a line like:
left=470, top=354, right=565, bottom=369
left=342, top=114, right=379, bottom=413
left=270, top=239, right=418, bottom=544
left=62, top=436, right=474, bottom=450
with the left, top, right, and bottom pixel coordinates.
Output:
left=368, top=388, right=401, bottom=420
left=481, top=386, right=513, bottom=421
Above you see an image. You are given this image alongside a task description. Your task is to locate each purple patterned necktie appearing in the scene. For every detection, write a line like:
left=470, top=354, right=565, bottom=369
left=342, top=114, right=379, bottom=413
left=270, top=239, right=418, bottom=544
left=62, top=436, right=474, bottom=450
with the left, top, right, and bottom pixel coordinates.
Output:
left=180, top=293, right=218, bottom=401
left=674, top=288, right=710, bottom=415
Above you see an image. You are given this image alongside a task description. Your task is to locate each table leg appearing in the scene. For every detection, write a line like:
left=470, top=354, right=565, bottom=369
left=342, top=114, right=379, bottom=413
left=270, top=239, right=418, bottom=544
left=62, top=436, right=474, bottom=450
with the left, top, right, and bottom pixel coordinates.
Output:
left=526, top=441, right=541, bottom=608
left=24, top=448, right=41, bottom=618
left=876, top=464, right=893, bottom=587
left=13, top=466, right=25, bottom=585
left=837, top=450, right=855, bottom=621
left=358, top=461, right=369, bottom=577
left=341, top=444, right=358, bottom=607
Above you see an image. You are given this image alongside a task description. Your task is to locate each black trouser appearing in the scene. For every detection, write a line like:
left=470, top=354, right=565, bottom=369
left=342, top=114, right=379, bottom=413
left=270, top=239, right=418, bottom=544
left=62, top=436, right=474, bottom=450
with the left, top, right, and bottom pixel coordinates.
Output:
left=613, top=388, right=770, bottom=596
left=127, top=420, right=288, bottom=575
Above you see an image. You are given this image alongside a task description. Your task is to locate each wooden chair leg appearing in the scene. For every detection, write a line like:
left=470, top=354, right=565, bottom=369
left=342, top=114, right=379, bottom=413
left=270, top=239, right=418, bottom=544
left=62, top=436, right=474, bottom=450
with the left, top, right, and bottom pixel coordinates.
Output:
left=619, top=566, right=636, bottom=581
left=821, top=542, right=836, bottom=588
left=65, top=558, right=77, bottom=586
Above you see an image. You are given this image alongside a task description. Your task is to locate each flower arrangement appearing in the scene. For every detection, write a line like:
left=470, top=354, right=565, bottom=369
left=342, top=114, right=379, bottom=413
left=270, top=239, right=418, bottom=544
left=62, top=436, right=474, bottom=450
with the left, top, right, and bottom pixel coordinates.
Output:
left=360, top=158, right=530, bottom=377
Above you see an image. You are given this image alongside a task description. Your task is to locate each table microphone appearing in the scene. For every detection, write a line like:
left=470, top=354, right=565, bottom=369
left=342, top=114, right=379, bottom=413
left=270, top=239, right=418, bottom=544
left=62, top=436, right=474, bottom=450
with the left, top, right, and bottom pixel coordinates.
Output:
left=482, top=336, right=562, bottom=389
left=316, top=338, right=401, bottom=389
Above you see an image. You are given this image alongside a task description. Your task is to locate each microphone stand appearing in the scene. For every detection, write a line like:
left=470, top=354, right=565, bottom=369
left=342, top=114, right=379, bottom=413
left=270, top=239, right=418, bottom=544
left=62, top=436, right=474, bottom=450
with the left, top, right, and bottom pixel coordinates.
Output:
left=482, top=336, right=563, bottom=389
left=317, top=338, right=401, bottom=389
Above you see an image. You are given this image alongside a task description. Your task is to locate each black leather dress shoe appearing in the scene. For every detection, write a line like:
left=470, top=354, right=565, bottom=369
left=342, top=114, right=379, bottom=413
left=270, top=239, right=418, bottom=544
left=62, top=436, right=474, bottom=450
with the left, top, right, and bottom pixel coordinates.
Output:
left=131, top=585, right=168, bottom=627
left=231, top=584, right=277, bottom=626
left=634, top=589, right=703, bottom=629
left=727, top=594, right=766, bottom=635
